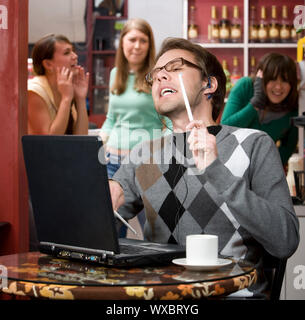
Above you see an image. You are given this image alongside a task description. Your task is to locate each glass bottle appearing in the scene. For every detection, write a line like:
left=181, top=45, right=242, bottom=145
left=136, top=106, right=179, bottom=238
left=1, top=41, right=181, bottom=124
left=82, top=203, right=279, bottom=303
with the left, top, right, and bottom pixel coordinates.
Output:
left=269, top=5, right=280, bottom=43
left=231, top=5, right=242, bottom=43
left=280, top=5, right=291, bottom=43
left=249, top=56, right=256, bottom=77
left=209, top=5, right=219, bottom=43
left=258, top=6, right=269, bottom=43
left=219, top=5, right=231, bottom=43
left=222, top=59, right=232, bottom=97
left=230, top=56, right=242, bottom=87
left=188, top=5, right=199, bottom=40
left=249, top=6, right=258, bottom=43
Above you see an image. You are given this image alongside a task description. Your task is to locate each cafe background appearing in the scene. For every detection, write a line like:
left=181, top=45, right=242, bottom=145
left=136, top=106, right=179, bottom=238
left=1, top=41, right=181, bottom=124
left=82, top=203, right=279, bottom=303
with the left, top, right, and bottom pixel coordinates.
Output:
left=0, top=0, right=304, bottom=300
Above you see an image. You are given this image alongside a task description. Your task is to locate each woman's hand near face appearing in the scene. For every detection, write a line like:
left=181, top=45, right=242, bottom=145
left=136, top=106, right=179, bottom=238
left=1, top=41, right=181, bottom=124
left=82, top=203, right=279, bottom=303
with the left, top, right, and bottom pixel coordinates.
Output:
left=250, top=69, right=267, bottom=110
left=56, top=66, right=74, bottom=102
left=73, top=66, right=89, bottom=101
left=256, top=70, right=263, bottom=78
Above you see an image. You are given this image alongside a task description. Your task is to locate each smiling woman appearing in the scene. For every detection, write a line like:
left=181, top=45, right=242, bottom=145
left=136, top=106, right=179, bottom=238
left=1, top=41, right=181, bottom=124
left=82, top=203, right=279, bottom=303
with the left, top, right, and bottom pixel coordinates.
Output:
left=28, top=34, right=89, bottom=135
left=221, top=52, right=299, bottom=167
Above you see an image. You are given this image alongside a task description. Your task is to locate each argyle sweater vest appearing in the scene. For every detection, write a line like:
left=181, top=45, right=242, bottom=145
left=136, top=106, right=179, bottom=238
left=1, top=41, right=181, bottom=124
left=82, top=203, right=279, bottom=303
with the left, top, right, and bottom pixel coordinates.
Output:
left=113, top=125, right=299, bottom=297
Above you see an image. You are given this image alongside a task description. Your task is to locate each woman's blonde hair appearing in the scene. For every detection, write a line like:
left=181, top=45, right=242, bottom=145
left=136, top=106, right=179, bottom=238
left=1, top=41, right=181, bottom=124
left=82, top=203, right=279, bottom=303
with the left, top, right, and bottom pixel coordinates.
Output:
left=111, top=18, right=156, bottom=94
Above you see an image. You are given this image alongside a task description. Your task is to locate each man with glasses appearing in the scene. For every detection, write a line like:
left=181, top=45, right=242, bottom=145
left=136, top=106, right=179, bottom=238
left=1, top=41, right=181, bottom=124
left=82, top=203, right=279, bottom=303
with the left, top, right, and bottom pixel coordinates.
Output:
left=109, top=38, right=299, bottom=298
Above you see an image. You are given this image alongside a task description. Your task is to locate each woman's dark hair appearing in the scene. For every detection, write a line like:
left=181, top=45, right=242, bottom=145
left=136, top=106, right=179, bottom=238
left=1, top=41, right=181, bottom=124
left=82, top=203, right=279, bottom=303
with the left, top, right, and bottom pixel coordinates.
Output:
left=256, top=53, right=298, bottom=111
left=156, top=38, right=226, bottom=121
left=32, top=34, right=72, bottom=75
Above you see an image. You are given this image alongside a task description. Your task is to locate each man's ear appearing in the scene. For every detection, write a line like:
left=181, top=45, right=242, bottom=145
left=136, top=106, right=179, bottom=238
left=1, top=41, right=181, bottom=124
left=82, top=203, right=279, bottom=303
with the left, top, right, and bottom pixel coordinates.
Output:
left=202, top=76, right=218, bottom=99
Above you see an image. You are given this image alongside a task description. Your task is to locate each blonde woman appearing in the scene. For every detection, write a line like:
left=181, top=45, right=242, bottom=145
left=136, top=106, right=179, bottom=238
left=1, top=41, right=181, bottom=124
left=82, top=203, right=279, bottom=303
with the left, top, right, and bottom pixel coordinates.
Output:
left=100, top=18, right=172, bottom=178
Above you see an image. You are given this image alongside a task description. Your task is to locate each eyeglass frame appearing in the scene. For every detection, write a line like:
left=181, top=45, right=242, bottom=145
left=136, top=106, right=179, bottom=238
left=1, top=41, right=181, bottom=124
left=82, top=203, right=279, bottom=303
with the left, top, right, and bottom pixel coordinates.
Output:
left=145, top=57, right=204, bottom=86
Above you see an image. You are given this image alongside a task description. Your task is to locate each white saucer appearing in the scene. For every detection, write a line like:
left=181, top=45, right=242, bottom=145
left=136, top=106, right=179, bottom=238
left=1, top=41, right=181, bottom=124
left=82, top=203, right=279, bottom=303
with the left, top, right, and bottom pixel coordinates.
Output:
left=172, top=258, right=232, bottom=271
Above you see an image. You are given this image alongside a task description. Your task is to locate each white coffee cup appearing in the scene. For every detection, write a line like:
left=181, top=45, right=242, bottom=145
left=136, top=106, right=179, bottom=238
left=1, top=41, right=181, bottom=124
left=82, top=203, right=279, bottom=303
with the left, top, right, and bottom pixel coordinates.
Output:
left=186, top=234, right=218, bottom=265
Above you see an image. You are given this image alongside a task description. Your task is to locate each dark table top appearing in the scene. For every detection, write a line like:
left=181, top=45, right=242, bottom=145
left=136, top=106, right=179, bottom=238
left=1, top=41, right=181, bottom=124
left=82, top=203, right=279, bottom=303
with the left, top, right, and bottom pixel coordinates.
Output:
left=0, top=252, right=257, bottom=300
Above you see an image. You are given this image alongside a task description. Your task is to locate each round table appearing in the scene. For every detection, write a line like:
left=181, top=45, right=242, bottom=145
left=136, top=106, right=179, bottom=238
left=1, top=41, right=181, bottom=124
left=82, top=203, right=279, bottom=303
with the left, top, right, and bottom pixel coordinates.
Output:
left=0, top=252, right=257, bottom=300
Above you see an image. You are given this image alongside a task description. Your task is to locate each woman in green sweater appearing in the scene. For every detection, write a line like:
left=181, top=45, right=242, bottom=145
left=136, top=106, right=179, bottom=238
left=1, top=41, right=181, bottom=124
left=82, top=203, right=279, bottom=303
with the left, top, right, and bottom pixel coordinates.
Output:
left=100, top=19, right=171, bottom=178
left=99, top=19, right=171, bottom=236
left=221, top=53, right=298, bottom=166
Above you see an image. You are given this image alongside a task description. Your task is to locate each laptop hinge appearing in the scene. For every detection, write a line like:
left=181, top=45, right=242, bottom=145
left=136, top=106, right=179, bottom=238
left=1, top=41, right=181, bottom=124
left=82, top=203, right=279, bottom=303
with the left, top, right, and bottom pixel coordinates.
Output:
left=40, top=241, right=115, bottom=257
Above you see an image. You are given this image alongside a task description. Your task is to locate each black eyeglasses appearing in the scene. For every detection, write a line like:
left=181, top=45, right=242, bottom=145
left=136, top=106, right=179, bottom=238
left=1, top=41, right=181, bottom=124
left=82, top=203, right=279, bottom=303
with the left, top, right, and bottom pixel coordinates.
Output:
left=145, top=57, right=203, bottom=86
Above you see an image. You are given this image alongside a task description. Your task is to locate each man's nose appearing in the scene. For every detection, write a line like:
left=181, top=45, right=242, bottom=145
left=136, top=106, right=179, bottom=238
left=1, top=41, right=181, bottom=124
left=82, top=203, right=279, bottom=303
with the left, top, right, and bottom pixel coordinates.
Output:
left=156, top=68, right=170, bottom=82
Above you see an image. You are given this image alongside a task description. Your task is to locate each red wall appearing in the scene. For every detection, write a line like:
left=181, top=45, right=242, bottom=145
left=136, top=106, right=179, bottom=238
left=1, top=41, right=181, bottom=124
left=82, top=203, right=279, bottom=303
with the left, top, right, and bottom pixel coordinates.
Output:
left=0, top=0, right=29, bottom=254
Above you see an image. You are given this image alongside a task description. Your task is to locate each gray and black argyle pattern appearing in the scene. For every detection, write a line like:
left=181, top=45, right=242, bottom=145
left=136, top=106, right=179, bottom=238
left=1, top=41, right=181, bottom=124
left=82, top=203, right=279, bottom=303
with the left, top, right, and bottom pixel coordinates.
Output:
left=131, top=126, right=259, bottom=261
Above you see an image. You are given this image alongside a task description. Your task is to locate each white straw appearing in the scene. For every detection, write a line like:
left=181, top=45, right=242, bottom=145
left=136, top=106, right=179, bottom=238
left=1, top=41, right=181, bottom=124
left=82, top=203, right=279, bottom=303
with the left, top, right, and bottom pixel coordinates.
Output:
left=114, top=210, right=138, bottom=236
left=178, top=72, right=193, bottom=122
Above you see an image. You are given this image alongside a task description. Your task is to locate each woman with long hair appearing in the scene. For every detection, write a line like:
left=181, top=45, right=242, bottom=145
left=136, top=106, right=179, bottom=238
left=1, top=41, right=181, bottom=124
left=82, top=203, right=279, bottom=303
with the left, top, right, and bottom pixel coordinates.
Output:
left=99, top=19, right=171, bottom=237
left=99, top=18, right=172, bottom=178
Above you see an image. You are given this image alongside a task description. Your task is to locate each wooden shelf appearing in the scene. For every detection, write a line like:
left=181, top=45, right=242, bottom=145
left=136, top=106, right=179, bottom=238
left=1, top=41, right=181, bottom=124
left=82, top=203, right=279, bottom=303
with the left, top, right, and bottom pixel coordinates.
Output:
left=198, top=43, right=244, bottom=48
left=86, top=0, right=128, bottom=127
left=247, top=43, right=297, bottom=48
left=198, top=43, right=297, bottom=49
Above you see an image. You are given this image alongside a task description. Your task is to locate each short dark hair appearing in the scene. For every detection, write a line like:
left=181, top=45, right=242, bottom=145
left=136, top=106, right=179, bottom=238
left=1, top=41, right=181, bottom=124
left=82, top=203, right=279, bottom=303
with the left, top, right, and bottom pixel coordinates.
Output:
left=31, top=34, right=72, bottom=75
left=257, top=53, right=298, bottom=111
left=156, top=38, right=226, bottom=121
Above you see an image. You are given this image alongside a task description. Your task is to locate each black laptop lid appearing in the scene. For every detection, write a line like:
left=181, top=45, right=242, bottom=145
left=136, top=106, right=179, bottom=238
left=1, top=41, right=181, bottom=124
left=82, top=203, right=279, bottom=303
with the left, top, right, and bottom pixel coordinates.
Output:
left=22, top=135, right=119, bottom=254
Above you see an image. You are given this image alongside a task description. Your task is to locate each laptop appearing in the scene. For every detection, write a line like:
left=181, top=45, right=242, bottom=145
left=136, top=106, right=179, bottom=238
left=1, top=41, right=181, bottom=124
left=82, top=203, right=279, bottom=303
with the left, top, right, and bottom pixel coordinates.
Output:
left=22, top=135, right=185, bottom=267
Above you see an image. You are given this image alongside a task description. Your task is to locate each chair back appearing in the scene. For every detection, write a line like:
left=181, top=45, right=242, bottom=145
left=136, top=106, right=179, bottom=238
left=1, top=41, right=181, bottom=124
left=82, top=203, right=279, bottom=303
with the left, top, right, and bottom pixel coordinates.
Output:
left=263, top=251, right=287, bottom=300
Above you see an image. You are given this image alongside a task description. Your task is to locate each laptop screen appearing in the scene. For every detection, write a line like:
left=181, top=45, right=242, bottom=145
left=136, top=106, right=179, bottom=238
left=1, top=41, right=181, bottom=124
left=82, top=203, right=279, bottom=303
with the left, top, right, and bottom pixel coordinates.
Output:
left=22, top=135, right=120, bottom=254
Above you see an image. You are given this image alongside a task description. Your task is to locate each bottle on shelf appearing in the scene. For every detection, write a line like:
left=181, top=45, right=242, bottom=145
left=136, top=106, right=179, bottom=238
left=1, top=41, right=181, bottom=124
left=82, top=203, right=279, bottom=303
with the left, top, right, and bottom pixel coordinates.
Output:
left=280, top=5, right=291, bottom=43
left=231, top=5, right=242, bottom=43
left=258, top=6, right=269, bottom=43
left=291, top=26, right=297, bottom=43
left=269, top=5, right=280, bottom=43
left=249, top=56, right=256, bottom=78
left=230, top=56, right=242, bottom=87
left=249, top=6, right=258, bottom=43
left=209, top=5, right=219, bottom=43
left=188, top=4, right=199, bottom=40
left=94, top=58, right=106, bottom=86
left=222, top=59, right=232, bottom=97
left=219, top=5, right=231, bottom=43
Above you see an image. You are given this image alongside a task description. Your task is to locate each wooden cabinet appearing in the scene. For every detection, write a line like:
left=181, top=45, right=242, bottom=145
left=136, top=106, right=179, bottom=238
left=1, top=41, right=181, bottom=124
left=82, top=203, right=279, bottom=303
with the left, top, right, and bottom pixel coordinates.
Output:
left=86, top=0, right=128, bottom=128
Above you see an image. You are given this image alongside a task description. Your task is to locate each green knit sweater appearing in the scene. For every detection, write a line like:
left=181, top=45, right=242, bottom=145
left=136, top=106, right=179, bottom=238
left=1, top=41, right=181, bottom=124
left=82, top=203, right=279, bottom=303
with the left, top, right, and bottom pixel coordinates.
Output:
left=221, top=77, right=298, bottom=165
left=101, top=68, right=172, bottom=150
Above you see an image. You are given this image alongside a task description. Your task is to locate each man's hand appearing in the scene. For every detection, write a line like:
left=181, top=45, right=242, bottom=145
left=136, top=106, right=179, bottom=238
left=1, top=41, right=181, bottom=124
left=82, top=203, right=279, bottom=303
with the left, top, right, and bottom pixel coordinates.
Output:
left=186, top=120, right=218, bottom=171
left=109, top=180, right=125, bottom=211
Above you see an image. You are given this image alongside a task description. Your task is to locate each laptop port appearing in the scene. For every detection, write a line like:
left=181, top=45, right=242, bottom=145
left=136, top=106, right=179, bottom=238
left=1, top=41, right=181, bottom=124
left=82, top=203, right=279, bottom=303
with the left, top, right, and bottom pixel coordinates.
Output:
left=59, top=250, right=70, bottom=257
left=71, top=252, right=84, bottom=259
left=89, top=255, right=98, bottom=262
